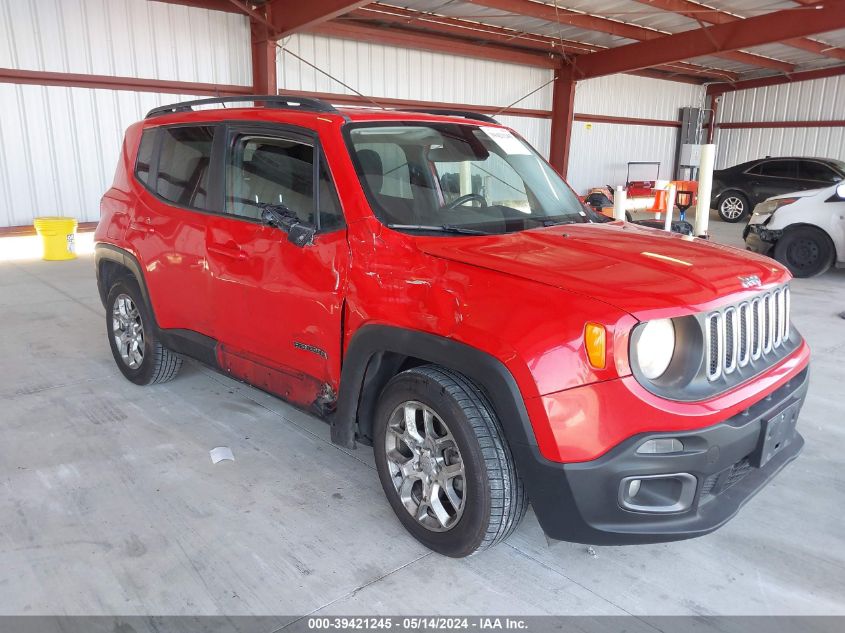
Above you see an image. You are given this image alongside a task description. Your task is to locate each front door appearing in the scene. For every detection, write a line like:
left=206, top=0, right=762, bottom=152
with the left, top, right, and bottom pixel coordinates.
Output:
left=748, top=159, right=804, bottom=204
left=205, top=124, right=348, bottom=409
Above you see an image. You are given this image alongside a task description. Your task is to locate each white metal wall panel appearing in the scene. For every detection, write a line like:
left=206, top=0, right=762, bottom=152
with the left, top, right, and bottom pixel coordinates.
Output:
left=0, top=0, right=251, bottom=85
left=0, top=0, right=251, bottom=227
left=714, top=75, right=845, bottom=168
left=0, top=84, right=201, bottom=226
left=717, top=75, right=845, bottom=124
left=713, top=127, right=845, bottom=169
left=496, top=115, right=551, bottom=159
left=278, top=33, right=553, bottom=111
left=567, top=122, right=679, bottom=195
left=574, top=74, right=705, bottom=121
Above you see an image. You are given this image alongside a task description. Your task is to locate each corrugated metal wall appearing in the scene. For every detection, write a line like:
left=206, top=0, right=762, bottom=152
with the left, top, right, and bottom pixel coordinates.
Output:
left=277, top=34, right=554, bottom=156
left=714, top=75, right=845, bottom=168
left=0, top=0, right=250, bottom=83
left=0, top=0, right=251, bottom=228
left=567, top=74, right=705, bottom=193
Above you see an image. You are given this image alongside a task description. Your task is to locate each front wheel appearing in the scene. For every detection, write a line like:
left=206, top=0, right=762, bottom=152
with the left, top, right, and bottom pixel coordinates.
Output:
left=373, top=365, right=527, bottom=557
left=773, top=226, right=835, bottom=278
left=718, top=192, right=750, bottom=222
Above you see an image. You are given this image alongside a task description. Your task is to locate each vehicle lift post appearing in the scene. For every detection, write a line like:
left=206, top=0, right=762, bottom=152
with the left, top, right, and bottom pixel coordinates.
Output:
left=663, top=183, right=677, bottom=232
left=694, top=144, right=716, bottom=238
left=613, top=186, right=627, bottom=221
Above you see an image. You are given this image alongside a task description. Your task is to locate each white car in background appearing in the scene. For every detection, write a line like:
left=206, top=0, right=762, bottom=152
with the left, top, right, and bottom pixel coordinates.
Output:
left=744, top=181, right=845, bottom=277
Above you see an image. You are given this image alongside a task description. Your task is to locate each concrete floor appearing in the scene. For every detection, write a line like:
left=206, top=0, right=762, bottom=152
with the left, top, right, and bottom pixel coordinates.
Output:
left=1, top=218, right=843, bottom=617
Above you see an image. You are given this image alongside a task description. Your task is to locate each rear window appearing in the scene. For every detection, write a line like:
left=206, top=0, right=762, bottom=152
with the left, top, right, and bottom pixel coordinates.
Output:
left=155, top=126, right=215, bottom=210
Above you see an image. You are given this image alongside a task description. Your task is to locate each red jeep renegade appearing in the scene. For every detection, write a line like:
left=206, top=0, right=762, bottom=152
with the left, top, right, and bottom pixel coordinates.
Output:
left=96, top=96, right=809, bottom=557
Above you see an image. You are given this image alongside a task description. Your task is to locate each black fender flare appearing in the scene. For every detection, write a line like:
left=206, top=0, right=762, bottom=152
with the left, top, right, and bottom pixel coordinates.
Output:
left=94, top=243, right=153, bottom=315
left=333, top=325, right=580, bottom=537
left=332, top=324, right=539, bottom=452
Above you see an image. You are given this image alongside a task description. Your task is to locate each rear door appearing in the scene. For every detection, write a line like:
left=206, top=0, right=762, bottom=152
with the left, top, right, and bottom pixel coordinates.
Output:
left=129, top=124, right=218, bottom=334
left=205, top=123, right=348, bottom=407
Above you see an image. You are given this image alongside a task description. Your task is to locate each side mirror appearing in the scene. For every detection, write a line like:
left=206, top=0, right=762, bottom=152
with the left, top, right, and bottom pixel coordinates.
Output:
left=837, top=183, right=845, bottom=200
left=259, top=203, right=316, bottom=247
left=286, top=223, right=316, bottom=247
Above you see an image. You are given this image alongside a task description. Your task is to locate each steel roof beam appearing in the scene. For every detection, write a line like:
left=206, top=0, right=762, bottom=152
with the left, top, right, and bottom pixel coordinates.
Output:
left=463, top=0, right=795, bottom=72
left=571, top=1, right=845, bottom=79
left=309, top=21, right=560, bottom=67
left=343, top=5, right=738, bottom=80
left=633, top=0, right=845, bottom=61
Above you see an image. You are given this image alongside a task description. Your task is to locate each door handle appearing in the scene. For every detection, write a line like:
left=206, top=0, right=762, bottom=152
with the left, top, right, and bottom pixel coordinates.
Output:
left=208, top=243, right=248, bottom=260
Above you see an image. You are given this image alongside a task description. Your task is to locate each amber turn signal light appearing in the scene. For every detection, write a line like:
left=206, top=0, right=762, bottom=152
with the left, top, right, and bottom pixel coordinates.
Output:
left=584, top=322, right=607, bottom=370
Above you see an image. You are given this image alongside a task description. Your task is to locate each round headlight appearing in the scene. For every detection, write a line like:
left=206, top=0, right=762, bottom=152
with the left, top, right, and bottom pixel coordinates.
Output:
left=636, top=319, right=676, bottom=380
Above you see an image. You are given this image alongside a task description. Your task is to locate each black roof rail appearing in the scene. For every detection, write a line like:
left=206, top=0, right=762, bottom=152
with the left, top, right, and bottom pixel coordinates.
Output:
left=404, top=108, right=498, bottom=124
left=145, top=94, right=340, bottom=119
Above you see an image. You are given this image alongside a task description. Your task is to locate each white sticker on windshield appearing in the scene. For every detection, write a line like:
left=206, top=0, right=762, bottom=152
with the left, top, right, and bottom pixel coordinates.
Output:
left=482, top=127, right=530, bottom=155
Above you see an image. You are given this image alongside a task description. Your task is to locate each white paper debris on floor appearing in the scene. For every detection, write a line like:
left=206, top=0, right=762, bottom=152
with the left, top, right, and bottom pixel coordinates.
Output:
left=210, top=446, right=235, bottom=464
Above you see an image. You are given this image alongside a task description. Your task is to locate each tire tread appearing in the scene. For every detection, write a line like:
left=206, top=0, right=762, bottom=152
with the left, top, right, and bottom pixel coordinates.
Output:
left=406, top=365, right=528, bottom=554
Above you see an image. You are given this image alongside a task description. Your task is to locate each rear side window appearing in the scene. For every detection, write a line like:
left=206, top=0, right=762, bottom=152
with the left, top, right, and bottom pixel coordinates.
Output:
left=135, top=130, right=156, bottom=185
left=799, top=161, right=840, bottom=183
left=155, top=126, right=215, bottom=209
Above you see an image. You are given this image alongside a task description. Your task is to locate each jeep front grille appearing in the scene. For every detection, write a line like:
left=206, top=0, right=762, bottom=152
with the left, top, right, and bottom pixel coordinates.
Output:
left=705, top=286, right=790, bottom=381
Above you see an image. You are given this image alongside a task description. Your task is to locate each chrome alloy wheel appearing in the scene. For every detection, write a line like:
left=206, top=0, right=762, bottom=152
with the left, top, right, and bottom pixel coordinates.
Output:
left=112, top=294, right=145, bottom=369
left=384, top=401, right=466, bottom=532
left=721, top=196, right=745, bottom=220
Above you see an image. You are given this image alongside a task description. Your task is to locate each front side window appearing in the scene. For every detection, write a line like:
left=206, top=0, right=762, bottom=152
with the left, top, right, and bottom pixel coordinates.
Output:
left=155, top=126, right=214, bottom=209
left=346, top=123, right=586, bottom=235
left=226, top=135, right=315, bottom=225
left=755, top=160, right=797, bottom=179
left=225, top=134, right=344, bottom=231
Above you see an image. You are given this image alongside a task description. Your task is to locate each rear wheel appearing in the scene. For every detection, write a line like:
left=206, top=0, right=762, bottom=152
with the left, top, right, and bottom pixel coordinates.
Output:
left=373, top=365, right=527, bottom=557
left=106, top=278, right=182, bottom=385
left=718, top=192, right=750, bottom=222
left=773, top=226, right=835, bottom=278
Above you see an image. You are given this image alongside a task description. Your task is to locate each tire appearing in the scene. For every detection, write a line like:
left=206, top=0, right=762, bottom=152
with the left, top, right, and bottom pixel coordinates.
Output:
left=718, top=192, right=750, bottom=223
left=106, top=277, right=182, bottom=385
left=773, top=226, right=835, bottom=278
left=373, top=365, right=527, bottom=557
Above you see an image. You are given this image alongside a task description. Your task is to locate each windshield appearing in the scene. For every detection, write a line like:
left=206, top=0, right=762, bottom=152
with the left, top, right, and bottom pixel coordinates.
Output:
left=346, top=122, right=588, bottom=235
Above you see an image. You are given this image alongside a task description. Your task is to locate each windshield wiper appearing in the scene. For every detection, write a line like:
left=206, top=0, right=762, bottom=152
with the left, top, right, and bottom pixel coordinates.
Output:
left=386, top=224, right=491, bottom=235
left=530, top=213, right=586, bottom=227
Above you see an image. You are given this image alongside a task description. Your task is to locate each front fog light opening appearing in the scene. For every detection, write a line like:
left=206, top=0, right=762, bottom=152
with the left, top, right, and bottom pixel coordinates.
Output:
left=619, top=473, right=697, bottom=513
left=637, top=438, right=684, bottom=454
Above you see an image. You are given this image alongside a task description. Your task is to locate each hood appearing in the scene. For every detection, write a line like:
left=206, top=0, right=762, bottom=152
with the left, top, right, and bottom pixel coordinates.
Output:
left=414, top=222, right=789, bottom=319
left=769, top=186, right=829, bottom=201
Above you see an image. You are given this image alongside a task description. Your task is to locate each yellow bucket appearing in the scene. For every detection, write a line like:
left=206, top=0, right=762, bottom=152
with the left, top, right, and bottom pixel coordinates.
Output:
left=33, top=216, right=79, bottom=261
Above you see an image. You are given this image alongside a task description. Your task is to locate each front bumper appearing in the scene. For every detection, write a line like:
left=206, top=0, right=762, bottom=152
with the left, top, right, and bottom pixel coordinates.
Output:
left=518, top=366, right=808, bottom=545
left=743, top=223, right=782, bottom=255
